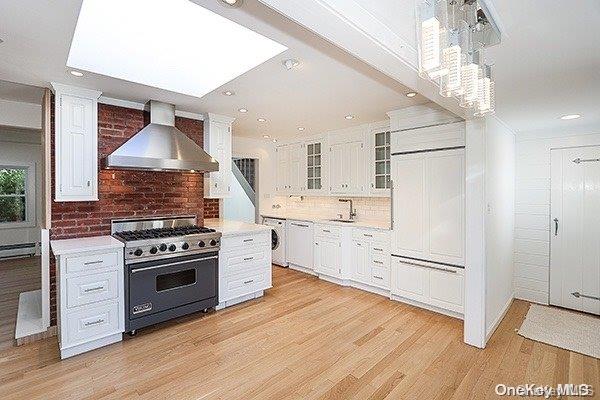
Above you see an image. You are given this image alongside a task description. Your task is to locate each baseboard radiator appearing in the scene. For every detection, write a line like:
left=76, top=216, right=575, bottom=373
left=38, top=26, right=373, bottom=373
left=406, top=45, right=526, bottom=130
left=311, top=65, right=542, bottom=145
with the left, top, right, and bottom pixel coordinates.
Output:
left=0, top=242, right=38, bottom=259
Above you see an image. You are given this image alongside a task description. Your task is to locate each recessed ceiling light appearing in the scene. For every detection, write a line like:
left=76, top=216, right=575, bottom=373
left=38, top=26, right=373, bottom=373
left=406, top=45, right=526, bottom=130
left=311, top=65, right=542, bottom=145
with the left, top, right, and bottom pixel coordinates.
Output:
left=263, top=134, right=271, bottom=139
left=219, top=0, right=242, bottom=7
left=560, top=114, right=581, bottom=120
left=238, top=108, right=248, bottom=113
left=344, top=115, right=355, bottom=120
left=272, top=139, right=278, bottom=143
left=297, top=127, right=305, bottom=131
left=223, top=90, right=235, bottom=96
left=70, top=70, right=84, bottom=77
left=257, top=118, right=267, bottom=122
left=406, top=92, right=417, bottom=98
left=282, top=59, right=300, bottom=70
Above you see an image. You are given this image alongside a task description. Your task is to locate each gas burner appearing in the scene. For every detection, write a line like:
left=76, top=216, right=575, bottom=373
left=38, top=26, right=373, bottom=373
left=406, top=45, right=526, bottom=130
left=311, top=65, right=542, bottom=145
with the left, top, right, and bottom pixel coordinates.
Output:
left=111, top=216, right=221, bottom=264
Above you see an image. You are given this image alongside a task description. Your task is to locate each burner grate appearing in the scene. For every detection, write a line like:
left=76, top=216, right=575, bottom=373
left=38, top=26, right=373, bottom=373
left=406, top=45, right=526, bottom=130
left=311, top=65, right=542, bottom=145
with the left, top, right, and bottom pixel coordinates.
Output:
left=114, top=226, right=216, bottom=241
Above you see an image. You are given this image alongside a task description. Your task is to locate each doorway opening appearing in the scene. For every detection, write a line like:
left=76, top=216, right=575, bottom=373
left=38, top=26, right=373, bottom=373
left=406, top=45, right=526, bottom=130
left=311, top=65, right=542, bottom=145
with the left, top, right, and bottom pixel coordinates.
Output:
left=223, top=158, right=259, bottom=223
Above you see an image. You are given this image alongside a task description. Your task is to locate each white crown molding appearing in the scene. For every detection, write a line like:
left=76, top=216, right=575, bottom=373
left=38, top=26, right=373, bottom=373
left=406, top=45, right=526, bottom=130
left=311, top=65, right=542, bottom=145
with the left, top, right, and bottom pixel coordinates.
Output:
left=98, top=96, right=205, bottom=121
left=50, top=82, right=102, bottom=99
left=205, top=113, right=235, bottom=124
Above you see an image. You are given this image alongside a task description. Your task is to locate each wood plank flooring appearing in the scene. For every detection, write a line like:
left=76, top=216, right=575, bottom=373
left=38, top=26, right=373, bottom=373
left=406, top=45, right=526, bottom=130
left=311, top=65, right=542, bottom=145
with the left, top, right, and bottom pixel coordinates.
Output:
left=0, top=266, right=598, bottom=399
left=0, top=256, right=40, bottom=350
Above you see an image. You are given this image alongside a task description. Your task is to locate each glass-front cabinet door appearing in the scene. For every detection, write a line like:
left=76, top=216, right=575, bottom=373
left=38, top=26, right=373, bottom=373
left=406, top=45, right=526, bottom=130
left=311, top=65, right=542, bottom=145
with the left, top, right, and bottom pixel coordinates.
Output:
left=371, top=128, right=391, bottom=195
left=306, top=142, right=322, bottom=190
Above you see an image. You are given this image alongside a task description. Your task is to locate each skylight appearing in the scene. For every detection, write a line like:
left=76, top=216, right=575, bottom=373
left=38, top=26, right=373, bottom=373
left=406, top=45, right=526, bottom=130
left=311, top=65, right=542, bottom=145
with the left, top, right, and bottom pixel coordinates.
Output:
left=67, top=0, right=287, bottom=98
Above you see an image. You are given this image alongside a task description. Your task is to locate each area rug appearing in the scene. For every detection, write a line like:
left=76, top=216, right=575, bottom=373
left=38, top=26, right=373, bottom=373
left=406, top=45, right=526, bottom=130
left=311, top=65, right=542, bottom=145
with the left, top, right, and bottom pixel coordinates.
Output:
left=518, top=304, right=600, bottom=359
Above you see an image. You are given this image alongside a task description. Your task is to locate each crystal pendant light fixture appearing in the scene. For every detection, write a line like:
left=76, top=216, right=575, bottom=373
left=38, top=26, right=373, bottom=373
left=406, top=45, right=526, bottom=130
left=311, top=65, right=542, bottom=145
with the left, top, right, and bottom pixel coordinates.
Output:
left=439, top=1, right=465, bottom=97
left=459, top=49, right=481, bottom=108
left=417, top=0, right=449, bottom=80
left=476, top=64, right=494, bottom=115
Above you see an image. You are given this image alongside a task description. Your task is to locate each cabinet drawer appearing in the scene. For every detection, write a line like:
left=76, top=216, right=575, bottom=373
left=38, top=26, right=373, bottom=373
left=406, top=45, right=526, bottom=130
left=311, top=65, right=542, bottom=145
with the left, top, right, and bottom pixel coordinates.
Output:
left=221, top=250, right=270, bottom=277
left=429, top=268, right=464, bottom=313
left=221, top=232, right=269, bottom=251
left=65, top=251, right=119, bottom=274
left=370, top=243, right=388, bottom=255
left=370, top=266, right=390, bottom=289
left=352, top=229, right=389, bottom=243
left=391, top=258, right=429, bottom=303
left=371, top=253, right=389, bottom=269
left=220, top=269, right=271, bottom=302
left=314, top=224, right=342, bottom=238
left=66, top=271, right=119, bottom=308
left=65, top=301, right=121, bottom=345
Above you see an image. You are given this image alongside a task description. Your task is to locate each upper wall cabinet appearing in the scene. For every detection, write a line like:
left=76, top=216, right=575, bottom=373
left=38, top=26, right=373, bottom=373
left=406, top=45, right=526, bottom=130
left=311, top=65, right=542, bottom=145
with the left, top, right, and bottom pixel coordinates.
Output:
left=52, top=83, right=102, bottom=202
left=368, top=121, right=391, bottom=196
left=304, top=137, right=328, bottom=194
left=329, top=127, right=367, bottom=196
left=276, top=143, right=303, bottom=194
left=204, top=113, right=235, bottom=199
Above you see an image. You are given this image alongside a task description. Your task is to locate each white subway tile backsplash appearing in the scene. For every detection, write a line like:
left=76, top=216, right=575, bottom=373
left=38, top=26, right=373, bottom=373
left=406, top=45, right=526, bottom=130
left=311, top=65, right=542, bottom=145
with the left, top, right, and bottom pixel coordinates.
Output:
left=272, top=195, right=390, bottom=222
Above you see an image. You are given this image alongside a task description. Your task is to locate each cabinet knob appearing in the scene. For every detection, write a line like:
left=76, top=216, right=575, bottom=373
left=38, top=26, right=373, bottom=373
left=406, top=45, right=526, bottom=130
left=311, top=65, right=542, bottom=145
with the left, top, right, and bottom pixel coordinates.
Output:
left=87, top=180, right=91, bottom=187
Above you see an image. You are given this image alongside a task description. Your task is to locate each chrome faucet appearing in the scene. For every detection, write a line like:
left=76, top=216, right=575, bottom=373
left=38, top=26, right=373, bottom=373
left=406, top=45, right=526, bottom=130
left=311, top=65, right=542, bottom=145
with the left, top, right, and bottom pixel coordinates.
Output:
left=339, top=199, right=357, bottom=220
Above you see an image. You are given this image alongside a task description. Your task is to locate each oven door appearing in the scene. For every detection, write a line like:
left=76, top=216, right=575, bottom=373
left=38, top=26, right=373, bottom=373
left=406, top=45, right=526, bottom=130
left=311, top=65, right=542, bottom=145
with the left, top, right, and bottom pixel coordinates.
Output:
left=128, top=252, right=218, bottom=319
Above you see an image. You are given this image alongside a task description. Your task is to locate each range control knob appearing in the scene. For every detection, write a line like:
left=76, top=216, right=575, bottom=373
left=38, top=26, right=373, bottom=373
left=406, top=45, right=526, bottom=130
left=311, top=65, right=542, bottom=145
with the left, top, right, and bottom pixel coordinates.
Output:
left=168, top=244, right=177, bottom=252
left=134, top=248, right=143, bottom=257
left=149, top=246, right=158, bottom=254
left=159, top=244, right=167, bottom=252
left=198, top=241, right=205, bottom=248
left=181, top=242, right=190, bottom=250
left=209, top=239, right=217, bottom=246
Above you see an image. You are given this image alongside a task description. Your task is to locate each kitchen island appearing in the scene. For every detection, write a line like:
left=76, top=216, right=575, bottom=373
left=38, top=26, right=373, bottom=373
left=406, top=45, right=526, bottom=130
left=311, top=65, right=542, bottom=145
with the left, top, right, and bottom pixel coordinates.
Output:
left=205, top=218, right=273, bottom=309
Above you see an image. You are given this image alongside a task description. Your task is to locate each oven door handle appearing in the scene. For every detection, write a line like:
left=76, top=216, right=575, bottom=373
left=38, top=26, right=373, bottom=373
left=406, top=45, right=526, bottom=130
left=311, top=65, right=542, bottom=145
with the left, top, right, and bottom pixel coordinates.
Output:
left=131, top=255, right=218, bottom=273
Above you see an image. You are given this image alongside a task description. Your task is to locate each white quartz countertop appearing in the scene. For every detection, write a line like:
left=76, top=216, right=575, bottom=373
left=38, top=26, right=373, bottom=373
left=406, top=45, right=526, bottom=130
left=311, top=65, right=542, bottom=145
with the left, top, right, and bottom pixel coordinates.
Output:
left=51, top=235, right=124, bottom=256
left=259, top=212, right=390, bottom=231
left=204, top=218, right=272, bottom=237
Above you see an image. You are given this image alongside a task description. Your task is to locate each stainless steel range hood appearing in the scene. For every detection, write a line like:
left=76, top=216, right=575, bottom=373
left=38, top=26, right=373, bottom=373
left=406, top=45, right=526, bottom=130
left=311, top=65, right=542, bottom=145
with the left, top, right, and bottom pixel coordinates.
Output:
left=104, top=101, right=219, bottom=172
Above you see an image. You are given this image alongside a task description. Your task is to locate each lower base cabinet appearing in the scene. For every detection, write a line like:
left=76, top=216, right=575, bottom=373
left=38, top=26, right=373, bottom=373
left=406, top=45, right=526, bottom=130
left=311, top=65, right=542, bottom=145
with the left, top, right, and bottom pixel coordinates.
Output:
left=218, top=231, right=272, bottom=309
left=391, top=256, right=464, bottom=315
left=314, top=224, right=343, bottom=279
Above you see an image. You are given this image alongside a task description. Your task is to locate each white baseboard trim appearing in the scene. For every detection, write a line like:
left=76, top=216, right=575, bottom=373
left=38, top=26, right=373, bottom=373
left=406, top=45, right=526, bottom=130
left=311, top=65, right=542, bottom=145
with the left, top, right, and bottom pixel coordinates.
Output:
left=485, top=294, right=514, bottom=343
left=288, top=264, right=316, bottom=276
left=216, top=291, right=265, bottom=310
left=389, top=294, right=464, bottom=320
left=60, top=333, right=122, bottom=359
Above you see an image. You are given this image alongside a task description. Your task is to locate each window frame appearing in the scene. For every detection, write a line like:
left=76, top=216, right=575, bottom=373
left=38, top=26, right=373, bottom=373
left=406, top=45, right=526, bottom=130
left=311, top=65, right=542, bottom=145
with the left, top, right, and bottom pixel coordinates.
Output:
left=0, top=164, right=36, bottom=229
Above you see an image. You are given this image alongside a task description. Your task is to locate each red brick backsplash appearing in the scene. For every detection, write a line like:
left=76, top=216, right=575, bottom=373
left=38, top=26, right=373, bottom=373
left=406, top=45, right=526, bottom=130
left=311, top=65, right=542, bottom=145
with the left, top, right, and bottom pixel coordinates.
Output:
left=49, top=101, right=219, bottom=325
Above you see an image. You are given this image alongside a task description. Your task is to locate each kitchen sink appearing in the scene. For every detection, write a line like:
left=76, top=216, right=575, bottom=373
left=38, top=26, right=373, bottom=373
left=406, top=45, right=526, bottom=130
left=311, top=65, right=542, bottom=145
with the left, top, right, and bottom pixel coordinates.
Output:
left=328, top=219, right=356, bottom=223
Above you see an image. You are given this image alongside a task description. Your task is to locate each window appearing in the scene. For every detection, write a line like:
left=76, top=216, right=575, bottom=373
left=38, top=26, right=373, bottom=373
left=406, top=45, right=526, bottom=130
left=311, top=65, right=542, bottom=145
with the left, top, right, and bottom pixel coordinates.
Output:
left=0, top=166, right=34, bottom=226
left=374, top=131, right=391, bottom=189
left=307, top=142, right=322, bottom=190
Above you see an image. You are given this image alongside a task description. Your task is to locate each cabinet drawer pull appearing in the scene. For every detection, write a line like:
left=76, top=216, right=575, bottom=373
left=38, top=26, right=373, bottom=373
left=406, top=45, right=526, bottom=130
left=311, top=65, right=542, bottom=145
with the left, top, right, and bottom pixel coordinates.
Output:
left=243, top=238, right=254, bottom=243
left=292, top=223, right=309, bottom=227
left=400, top=260, right=458, bottom=274
left=84, top=318, right=105, bottom=327
left=322, top=229, right=331, bottom=233
left=84, top=260, right=103, bottom=266
left=83, top=286, right=104, bottom=293
left=243, top=257, right=254, bottom=261
left=373, top=247, right=383, bottom=252
left=373, top=276, right=384, bottom=280
left=243, top=279, right=254, bottom=284
left=363, top=234, right=373, bottom=238
left=373, top=260, right=384, bottom=265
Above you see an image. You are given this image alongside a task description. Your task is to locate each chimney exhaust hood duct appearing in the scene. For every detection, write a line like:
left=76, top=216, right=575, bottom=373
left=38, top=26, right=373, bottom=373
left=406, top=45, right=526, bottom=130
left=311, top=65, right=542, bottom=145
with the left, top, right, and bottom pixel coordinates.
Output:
left=104, top=101, right=219, bottom=172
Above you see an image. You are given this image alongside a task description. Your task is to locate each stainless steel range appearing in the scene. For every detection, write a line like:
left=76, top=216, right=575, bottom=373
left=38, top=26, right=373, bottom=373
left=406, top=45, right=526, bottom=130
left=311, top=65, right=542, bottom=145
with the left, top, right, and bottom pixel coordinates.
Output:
left=112, top=215, right=221, bottom=335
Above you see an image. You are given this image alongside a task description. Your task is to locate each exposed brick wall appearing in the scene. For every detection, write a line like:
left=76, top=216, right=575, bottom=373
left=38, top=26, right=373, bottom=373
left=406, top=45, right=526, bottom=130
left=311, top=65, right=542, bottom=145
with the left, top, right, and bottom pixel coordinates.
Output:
left=203, top=198, right=220, bottom=218
left=49, top=101, right=218, bottom=325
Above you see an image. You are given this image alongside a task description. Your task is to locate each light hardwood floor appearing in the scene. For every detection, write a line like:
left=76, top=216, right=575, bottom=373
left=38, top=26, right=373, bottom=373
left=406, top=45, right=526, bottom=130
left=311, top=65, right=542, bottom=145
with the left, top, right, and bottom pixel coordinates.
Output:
left=0, top=267, right=598, bottom=399
left=0, top=256, right=40, bottom=350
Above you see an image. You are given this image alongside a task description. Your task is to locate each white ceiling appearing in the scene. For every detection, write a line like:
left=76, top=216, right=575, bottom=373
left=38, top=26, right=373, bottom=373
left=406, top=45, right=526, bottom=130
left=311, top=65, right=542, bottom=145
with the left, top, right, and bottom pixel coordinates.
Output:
left=0, top=0, right=425, bottom=140
left=486, top=0, right=600, bottom=133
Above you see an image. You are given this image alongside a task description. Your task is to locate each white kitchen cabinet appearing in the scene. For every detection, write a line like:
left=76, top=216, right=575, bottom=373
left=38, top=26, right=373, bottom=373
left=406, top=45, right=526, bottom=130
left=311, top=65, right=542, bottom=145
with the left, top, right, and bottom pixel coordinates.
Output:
left=204, top=113, right=235, bottom=198
left=286, top=220, right=314, bottom=273
left=350, top=228, right=390, bottom=291
left=51, top=83, right=102, bottom=202
left=391, top=148, right=465, bottom=266
left=351, top=239, right=370, bottom=284
left=217, top=230, right=272, bottom=308
left=51, top=236, right=125, bottom=359
left=314, top=225, right=343, bottom=279
left=391, top=256, right=464, bottom=315
left=329, top=141, right=366, bottom=195
left=305, top=138, right=327, bottom=193
left=368, top=122, right=391, bottom=196
left=276, top=143, right=304, bottom=193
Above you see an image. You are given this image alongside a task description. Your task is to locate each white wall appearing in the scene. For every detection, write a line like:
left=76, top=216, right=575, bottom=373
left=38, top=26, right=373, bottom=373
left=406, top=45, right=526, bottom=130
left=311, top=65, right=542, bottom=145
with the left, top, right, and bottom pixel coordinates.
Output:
left=514, top=127, right=600, bottom=304
left=0, top=128, right=43, bottom=246
left=484, top=117, right=516, bottom=339
left=231, top=136, right=277, bottom=214
left=0, top=99, right=41, bottom=129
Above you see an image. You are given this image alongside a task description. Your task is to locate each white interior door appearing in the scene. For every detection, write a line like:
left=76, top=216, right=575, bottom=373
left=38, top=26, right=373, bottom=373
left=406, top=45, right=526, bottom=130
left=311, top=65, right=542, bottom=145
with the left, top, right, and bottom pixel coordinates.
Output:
left=550, top=146, right=600, bottom=315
